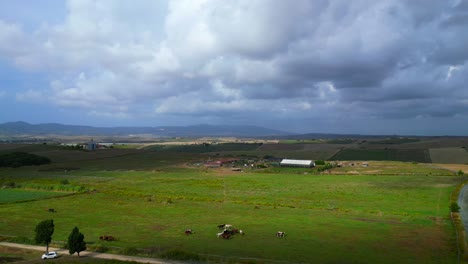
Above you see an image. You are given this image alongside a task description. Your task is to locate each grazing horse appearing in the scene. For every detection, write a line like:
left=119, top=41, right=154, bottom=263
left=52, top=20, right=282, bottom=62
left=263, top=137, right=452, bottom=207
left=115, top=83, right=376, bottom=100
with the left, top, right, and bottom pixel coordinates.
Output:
left=185, top=229, right=193, bottom=235
left=221, top=233, right=231, bottom=239
left=47, top=208, right=56, bottom=213
left=217, top=224, right=225, bottom=230
left=224, top=224, right=233, bottom=230
left=276, top=231, right=285, bottom=238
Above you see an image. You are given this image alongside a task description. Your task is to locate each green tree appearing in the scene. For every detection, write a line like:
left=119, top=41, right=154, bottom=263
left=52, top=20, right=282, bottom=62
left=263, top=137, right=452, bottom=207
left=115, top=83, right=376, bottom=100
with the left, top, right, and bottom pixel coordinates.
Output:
left=67, top=227, right=86, bottom=256
left=450, top=202, right=461, bottom=213
left=34, top=219, right=54, bottom=253
left=315, top=160, right=326, bottom=165
left=458, top=170, right=465, bottom=176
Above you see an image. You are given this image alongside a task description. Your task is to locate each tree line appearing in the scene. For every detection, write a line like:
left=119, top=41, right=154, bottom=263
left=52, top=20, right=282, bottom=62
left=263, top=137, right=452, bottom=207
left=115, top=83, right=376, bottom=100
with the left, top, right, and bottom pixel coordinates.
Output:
left=0, top=152, right=51, bottom=167
left=35, top=219, right=86, bottom=256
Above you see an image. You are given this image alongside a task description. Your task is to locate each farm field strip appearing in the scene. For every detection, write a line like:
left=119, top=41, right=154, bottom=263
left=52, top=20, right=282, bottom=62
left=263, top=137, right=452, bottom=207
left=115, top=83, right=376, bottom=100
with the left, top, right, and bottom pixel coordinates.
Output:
left=430, top=147, right=468, bottom=164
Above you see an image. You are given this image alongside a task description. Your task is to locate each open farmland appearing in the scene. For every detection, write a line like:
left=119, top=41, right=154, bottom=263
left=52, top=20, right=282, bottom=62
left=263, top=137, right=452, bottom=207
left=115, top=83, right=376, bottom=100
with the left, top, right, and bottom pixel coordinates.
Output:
left=331, top=148, right=431, bottom=163
left=430, top=147, right=468, bottom=164
left=256, top=143, right=343, bottom=160
left=0, top=143, right=461, bottom=263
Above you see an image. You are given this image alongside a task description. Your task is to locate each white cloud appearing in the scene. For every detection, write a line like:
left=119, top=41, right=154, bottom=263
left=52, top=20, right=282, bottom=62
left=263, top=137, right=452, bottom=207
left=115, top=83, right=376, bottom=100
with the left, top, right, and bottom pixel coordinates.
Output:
left=1, top=0, right=468, bottom=133
left=446, top=65, right=461, bottom=80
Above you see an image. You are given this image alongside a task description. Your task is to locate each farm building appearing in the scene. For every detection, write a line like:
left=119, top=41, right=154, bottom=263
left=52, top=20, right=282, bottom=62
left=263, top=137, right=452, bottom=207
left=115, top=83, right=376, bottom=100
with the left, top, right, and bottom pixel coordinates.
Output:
left=83, top=140, right=98, bottom=151
left=280, top=159, right=315, bottom=168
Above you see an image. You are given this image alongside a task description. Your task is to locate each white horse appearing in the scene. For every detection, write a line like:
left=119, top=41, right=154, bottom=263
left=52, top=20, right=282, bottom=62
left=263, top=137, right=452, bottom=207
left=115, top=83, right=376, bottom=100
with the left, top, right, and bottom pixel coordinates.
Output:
left=276, top=231, right=285, bottom=237
left=224, top=224, right=233, bottom=229
left=239, top=229, right=244, bottom=235
left=217, top=232, right=223, bottom=238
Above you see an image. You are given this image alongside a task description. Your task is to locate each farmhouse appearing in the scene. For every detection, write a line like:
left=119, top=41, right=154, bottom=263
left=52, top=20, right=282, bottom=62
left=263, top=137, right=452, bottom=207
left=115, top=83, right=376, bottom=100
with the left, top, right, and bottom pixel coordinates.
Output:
left=280, top=159, right=315, bottom=168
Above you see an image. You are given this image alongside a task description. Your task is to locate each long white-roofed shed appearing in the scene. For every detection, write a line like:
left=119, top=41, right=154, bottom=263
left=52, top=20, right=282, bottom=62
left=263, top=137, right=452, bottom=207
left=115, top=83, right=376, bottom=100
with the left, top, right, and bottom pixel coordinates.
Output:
left=280, top=159, right=315, bottom=168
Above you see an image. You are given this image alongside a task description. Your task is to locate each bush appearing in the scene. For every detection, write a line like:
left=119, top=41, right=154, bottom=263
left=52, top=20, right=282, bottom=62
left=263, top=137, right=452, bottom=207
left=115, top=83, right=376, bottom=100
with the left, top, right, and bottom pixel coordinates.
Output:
left=60, top=179, right=70, bottom=185
left=317, top=162, right=335, bottom=172
left=315, top=160, right=326, bottom=165
left=3, top=181, right=16, bottom=188
left=450, top=202, right=460, bottom=213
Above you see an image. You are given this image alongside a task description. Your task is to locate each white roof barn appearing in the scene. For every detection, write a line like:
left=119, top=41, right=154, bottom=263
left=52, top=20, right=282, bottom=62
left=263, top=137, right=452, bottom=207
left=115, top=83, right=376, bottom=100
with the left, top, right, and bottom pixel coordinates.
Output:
left=280, top=159, right=315, bottom=168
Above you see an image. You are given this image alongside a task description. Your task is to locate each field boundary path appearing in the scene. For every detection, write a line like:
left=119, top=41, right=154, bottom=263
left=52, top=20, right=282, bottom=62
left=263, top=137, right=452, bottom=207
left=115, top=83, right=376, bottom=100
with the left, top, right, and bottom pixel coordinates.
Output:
left=0, top=242, right=183, bottom=264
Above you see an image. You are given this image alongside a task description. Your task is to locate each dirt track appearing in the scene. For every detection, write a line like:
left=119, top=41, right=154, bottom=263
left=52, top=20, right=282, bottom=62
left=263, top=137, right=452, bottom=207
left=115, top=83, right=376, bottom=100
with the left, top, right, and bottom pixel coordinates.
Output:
left=0, top=242, right=182, bottom=264
left=458, top=185, right=468, bottom=238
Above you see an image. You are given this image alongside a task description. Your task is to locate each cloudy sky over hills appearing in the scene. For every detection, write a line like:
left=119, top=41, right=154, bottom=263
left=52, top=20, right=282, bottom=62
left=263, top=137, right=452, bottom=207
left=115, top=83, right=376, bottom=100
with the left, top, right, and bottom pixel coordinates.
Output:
left=0, top=0, right=467, bottom=135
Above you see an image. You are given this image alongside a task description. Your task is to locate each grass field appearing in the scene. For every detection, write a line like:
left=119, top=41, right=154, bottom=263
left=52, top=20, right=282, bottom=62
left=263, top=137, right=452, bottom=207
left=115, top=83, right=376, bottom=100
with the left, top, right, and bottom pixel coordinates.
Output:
left=0, top=189, right=70, bottom=204
left=430, top=147, right=468, bottom=164
left=0, top=144, right=462, bottom=263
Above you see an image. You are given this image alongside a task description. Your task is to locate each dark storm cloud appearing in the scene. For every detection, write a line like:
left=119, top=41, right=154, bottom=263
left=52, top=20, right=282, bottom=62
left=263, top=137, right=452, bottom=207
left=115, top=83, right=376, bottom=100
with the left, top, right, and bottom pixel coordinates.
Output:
left=1, top=0, right=468, bottom=134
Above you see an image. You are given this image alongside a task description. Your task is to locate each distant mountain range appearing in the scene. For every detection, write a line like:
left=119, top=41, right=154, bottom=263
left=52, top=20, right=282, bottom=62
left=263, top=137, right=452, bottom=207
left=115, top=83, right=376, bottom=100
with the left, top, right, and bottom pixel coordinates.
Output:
left=0, top=121, right=292, bottom=138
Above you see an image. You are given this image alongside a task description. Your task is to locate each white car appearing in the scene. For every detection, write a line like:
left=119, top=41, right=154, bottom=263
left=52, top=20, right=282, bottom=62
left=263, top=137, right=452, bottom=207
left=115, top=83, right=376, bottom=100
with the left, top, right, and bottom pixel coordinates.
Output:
left=41, top=251, right=58, bottom=259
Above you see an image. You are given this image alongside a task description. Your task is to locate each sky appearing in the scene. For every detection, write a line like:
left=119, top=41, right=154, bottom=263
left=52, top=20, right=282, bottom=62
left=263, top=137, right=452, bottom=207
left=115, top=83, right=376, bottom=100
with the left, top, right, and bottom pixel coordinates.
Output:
left=0, top=0, right=468, bottom=135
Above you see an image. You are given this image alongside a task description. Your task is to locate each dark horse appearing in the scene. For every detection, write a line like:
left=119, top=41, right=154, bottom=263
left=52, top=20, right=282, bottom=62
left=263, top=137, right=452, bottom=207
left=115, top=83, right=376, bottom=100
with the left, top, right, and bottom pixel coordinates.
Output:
left=217, top=224, right=225, bottom=229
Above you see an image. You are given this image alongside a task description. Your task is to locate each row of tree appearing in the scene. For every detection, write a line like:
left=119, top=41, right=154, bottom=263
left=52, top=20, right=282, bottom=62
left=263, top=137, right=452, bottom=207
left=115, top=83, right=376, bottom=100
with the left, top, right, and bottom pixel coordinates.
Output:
left=35, top=219, right=86, bottom=256
left=0, top=152, right=51, bottom=167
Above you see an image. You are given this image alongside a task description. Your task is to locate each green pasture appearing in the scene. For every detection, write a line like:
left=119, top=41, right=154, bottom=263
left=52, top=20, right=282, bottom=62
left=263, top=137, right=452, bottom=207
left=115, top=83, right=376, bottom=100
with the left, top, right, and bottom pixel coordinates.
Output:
left=330, top=161, right=453, bottom=176
left=430, top=147, right=468, bottom=164
left=0, top=162, right=459, bottom=263
left=0, top=189, right=68, bottom=204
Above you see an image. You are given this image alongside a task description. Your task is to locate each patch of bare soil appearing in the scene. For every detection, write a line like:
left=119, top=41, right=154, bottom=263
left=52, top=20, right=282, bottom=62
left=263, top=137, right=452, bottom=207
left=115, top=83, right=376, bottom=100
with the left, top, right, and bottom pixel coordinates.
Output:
left=363, top=170, right=382, bottom=173
left=434, top=163, right=468, bottom=173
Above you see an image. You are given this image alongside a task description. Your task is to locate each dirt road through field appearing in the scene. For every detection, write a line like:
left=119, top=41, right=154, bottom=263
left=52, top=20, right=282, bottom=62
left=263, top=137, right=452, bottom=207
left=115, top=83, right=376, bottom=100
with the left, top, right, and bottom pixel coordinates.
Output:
left=458, top=184, right=468, bottom=237
left=0, top=242, right=182, bottom=264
